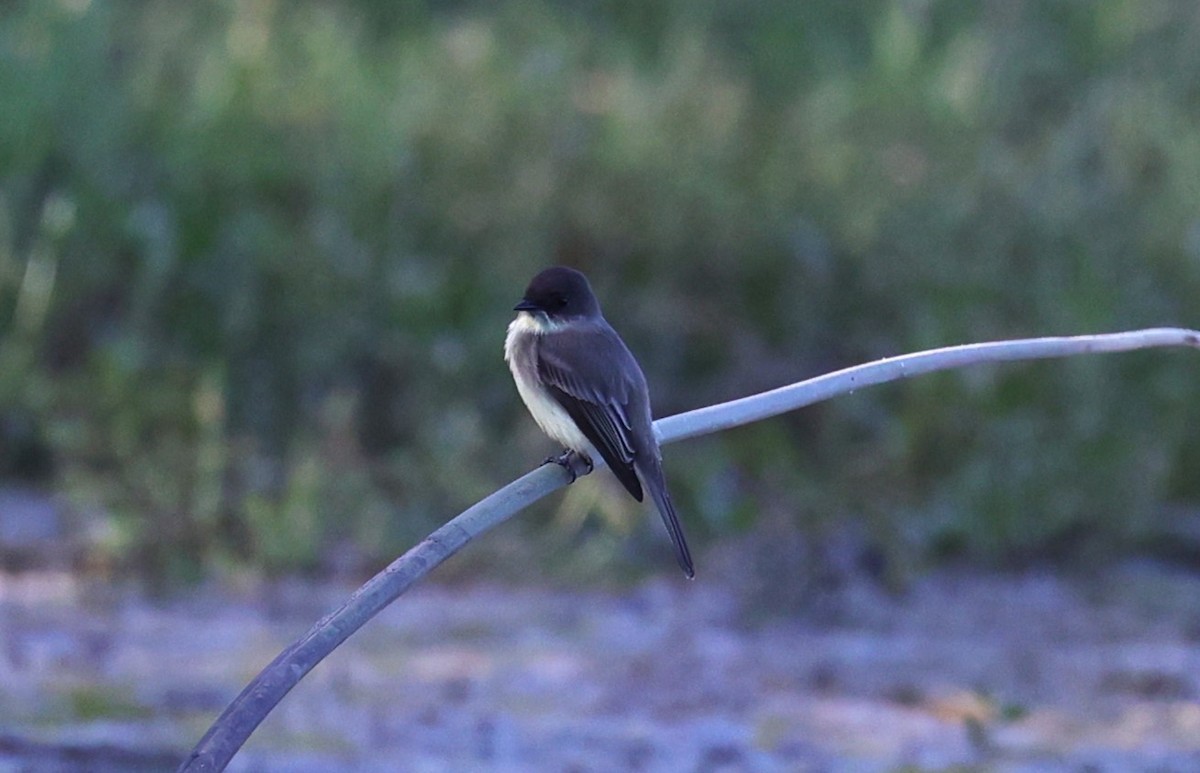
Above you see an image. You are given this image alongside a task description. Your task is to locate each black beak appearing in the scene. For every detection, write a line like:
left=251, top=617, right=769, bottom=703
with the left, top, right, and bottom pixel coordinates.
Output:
left=513, top=299, right=540, bottom=312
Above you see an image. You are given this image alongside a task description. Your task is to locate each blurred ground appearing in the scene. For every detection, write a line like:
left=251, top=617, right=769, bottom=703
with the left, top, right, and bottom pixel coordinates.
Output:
left=2, top=562, right=1200, bottom=772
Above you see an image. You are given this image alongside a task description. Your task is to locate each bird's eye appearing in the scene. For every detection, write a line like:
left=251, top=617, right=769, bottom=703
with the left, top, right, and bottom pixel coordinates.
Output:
left=554, top=295, right=568, bottom=308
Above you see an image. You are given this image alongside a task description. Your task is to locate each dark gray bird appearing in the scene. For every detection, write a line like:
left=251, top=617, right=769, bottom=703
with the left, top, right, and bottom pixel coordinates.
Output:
left=505, top=266, right=694, bottom=578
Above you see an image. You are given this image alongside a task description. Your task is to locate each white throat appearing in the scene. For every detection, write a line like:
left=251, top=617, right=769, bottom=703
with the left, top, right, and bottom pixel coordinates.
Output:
left=507, top=310, right=566, bottom=337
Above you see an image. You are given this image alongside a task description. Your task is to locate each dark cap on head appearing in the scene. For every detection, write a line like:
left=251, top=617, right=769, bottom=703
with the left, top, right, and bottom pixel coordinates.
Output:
left=514, top=266, right=601, bottom=320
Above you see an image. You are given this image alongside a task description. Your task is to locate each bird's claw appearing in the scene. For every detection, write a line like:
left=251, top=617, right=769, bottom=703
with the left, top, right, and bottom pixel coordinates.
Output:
left=541, top=450, right=592, bottom=483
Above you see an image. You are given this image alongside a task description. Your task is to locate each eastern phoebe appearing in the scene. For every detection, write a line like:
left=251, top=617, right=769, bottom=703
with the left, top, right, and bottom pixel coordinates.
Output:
left=505, top=266, right=694, bottom=578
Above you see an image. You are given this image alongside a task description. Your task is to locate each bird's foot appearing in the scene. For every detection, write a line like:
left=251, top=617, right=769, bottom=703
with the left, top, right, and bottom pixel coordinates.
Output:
left=541, top=450, right=593, bottom=483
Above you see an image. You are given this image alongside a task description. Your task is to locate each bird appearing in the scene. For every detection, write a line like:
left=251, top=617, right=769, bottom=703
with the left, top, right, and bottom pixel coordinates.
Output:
left=504, top=266, right=694, bottom=578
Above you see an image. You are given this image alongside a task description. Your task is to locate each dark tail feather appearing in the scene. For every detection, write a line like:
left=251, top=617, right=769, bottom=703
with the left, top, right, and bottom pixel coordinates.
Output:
left=642, top=466, right=694, bottom=579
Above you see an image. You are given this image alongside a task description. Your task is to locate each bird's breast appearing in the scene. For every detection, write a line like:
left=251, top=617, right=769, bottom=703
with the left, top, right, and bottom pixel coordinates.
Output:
left=505, top=317, right=594, bottom=454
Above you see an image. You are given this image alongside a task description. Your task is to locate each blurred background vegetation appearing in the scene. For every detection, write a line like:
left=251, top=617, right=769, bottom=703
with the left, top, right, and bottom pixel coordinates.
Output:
left=1, top=0, right=1197, bottom=591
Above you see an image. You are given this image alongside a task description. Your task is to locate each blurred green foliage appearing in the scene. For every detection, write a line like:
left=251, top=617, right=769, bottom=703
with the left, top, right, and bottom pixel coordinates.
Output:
left=1, top=0, right=1198, bottom=581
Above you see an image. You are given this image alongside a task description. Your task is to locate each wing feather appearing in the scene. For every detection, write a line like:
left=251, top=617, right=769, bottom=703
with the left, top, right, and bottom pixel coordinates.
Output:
left=537, top=326, right=645, bottom=501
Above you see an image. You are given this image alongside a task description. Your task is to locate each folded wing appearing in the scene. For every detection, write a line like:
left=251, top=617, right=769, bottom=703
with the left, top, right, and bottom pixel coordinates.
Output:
left=536, top=326, right=646, bottom=501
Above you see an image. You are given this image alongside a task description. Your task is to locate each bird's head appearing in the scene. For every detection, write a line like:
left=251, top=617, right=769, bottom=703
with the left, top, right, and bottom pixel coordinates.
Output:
left=513, top=266, right=602, bottom=325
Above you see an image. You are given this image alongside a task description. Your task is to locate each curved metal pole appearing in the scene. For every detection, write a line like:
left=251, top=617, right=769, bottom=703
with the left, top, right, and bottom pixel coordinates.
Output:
left=178, top=327, right=1199, bottom=772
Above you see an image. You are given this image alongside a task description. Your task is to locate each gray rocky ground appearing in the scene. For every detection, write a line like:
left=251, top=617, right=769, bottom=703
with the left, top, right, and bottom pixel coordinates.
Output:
left=2, top=562, right=1200, bottom=772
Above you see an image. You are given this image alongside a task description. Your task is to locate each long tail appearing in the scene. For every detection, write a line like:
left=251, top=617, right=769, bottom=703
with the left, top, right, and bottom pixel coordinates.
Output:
left=640, top=462, right=695, bottom=579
